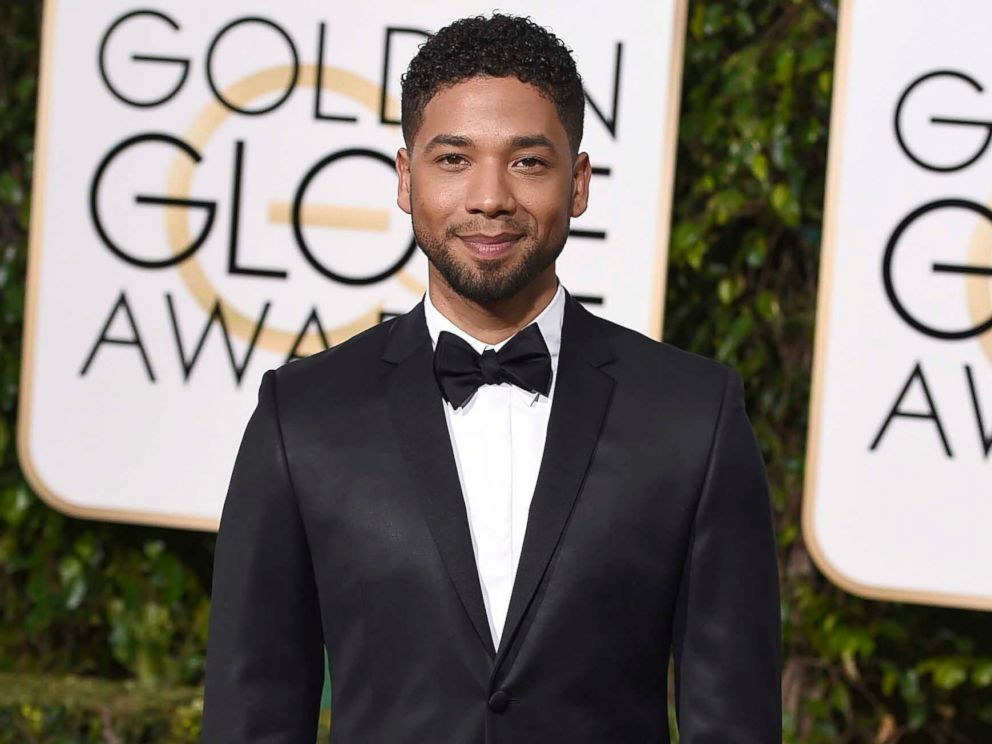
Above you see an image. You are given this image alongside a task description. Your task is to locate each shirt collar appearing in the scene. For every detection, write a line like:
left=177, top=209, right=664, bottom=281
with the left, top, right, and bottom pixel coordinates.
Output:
left=423, top=280, right=566, bottom=404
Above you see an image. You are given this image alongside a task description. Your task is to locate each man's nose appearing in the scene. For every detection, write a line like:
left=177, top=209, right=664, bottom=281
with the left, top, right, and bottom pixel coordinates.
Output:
left=464, top=162, right=516, bottom=217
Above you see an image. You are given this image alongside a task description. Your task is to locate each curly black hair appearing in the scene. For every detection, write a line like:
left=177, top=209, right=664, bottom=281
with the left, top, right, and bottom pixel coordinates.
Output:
left=400, top=13, right=585, bottom=155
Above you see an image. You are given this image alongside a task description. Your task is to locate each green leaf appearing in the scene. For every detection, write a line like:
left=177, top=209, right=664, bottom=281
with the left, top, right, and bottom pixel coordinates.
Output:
left=708, top=188, right=746, bottom=225
left=0, top=417, right=8, bottom=463
left=702, top=5, right=726, bottom=36
left=744, top=232, right=768, bottom=268
left=774, top=49, right=795, bottom=85
left=734, top=10, right=756, bottom=37
left=818, top=70, right=833, bottom=96
left=717, top=277, right=735, bottom=305
left=671, top=221, right=708, bottom=272
left=933, top=662, right=968, bottom=690
left=882, top=666, right=900, bottom=697
left=973, top=660, right=992, bottom=687
left=771, top=183, right=801, bottom=226
left=756, top=290, right=780, bottom=321
left=748, top=152, right=769, bottom=186
left=715, top=313, right=753, bottom=361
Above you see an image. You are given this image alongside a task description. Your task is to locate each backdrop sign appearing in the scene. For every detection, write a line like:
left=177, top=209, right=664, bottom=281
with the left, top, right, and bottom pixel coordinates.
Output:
left=805, top=0, right=992, bottom=610
left=20, top=1, right=687, bottom=529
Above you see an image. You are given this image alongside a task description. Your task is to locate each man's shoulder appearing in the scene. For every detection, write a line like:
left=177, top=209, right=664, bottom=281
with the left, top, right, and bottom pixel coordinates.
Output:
left=589, top=312, right=740, bottom=431
left=269, top=314, right=399, bottom=395
left=592, top=312, right=732, bottom=388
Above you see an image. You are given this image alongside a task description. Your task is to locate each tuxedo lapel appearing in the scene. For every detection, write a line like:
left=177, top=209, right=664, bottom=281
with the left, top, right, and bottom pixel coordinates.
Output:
left=380, top=291, right=617, bottom=667
left=382, top=301, right=497, bottom=659
left=495, top=292, right=617, bottom=665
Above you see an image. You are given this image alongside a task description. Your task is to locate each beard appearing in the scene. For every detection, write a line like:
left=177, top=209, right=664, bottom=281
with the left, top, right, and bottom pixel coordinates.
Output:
left=411, top=211, right=569, bottom=304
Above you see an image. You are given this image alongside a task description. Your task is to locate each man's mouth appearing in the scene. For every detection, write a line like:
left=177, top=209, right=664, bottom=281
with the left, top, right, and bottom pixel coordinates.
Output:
left=456, top=232, right=524, bottom=259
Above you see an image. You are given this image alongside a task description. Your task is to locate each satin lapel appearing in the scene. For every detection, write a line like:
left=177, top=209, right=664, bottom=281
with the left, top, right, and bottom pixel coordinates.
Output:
left=382, top=301, right=497, bottom=659
left=495, top=292, right=617, bottom=665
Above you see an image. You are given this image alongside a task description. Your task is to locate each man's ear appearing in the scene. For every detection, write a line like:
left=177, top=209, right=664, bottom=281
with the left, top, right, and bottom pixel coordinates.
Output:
left=570, top=151, right=592, bottom=218
left=396, top=147, right=412, bottom=215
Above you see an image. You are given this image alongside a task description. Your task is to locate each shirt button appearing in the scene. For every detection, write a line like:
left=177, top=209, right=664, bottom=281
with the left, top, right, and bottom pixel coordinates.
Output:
left=488, top=690, right=510, bottom=713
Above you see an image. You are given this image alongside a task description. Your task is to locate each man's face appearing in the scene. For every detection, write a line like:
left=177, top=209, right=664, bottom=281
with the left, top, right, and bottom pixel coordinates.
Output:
left=396, top=76, right=591, bottom=303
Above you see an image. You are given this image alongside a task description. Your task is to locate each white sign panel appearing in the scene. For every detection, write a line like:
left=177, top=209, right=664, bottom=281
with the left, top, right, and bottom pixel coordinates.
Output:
left=20, top=1, right=687, bottom=529
left=805, top=0, right=992, bottom=610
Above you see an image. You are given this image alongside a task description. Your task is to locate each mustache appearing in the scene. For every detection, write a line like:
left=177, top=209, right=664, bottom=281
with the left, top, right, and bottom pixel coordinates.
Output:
left=445, top=219, right=533, bottom=239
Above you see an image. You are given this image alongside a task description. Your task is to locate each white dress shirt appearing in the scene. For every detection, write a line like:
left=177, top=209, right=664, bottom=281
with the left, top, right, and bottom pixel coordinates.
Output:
left=423, top=281, right=566, bottom=649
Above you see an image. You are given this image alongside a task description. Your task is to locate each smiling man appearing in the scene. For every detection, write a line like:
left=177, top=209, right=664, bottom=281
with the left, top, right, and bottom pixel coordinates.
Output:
left=201, top=12, right=782, bottom=744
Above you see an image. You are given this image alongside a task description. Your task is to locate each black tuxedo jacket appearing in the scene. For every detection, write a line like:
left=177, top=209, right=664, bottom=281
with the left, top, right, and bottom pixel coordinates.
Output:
left=201, top=289, right=782, bottom=743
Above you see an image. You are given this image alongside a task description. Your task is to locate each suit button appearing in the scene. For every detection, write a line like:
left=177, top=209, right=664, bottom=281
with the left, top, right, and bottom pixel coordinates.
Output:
left=488, top=690, right=510, bottom=713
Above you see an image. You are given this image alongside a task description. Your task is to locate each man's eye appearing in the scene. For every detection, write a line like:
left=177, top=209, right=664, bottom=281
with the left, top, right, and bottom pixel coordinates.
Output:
left=515, top=157, right=546, bottom=169
left=438, top=154, right=466, bottom=166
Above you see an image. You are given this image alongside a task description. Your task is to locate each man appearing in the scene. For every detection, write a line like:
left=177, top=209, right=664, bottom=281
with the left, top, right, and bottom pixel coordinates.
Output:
left=201, top=12, right=781, bottom=744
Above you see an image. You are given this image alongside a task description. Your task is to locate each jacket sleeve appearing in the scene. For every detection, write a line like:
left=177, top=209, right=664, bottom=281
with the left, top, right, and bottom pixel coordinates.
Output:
left=671, top=368, right=782, bottom=743
left=201, top=369, right=325, bottom=743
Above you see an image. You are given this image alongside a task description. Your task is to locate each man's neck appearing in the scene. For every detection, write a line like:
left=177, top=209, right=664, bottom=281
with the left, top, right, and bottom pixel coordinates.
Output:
left=427, top=266, right=559, bottom=346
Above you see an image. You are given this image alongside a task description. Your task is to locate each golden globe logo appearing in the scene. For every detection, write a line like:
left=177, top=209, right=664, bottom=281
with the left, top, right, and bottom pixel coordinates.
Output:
left=804, top=0, right=992, bottom=612
left=82, top=11, right=429, bottom=384
left=21, top=0, right=685, bottom=528
left=869, top=70, right=992, bottom=459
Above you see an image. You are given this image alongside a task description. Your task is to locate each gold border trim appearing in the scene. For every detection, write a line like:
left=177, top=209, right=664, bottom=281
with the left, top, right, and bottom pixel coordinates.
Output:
left=800, top=0, right=992, bottom=611
left=651, top=0, right=689, bottom=341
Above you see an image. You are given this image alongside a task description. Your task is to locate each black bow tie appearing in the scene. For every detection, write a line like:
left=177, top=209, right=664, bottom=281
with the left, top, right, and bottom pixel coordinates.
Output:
left=433, top=323, right=553, bottom=409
